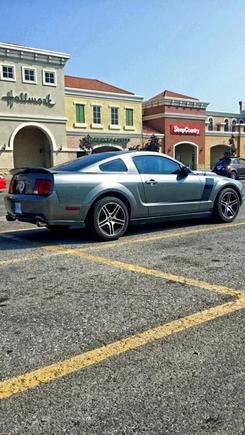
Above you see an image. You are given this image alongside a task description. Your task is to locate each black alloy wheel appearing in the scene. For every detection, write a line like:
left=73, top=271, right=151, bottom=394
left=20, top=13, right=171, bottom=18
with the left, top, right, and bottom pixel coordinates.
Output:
left=88, top=196, right=129, bottom=241
left=230, top=171, right=237, bottom=179
left=213, top=188, right=240, bottom=223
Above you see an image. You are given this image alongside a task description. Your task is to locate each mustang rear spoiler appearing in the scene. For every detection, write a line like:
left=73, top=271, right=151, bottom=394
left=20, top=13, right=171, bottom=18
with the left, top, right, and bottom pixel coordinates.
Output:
left=10, top=167, right=52, bottom=175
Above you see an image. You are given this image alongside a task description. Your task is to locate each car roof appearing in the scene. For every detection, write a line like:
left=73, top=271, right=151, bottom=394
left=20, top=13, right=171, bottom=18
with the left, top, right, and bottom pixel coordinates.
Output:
left=51, top=150, right=181, bottom=173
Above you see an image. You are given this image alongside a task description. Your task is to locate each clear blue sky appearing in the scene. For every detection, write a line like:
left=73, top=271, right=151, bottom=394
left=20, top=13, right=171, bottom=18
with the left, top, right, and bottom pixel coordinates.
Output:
left=1, top=0, right=245, bottom=112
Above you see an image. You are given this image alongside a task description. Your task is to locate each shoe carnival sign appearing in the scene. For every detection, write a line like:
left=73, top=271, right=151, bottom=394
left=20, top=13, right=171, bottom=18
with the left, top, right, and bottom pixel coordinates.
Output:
left=170, top=125, right=201, bottom=135
left=2, top=90, right=55, bottom=108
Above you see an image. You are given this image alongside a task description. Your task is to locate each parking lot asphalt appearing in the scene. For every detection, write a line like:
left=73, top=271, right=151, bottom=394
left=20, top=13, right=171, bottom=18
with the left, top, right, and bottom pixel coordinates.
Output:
left=0, top=182, right=245, bottom=435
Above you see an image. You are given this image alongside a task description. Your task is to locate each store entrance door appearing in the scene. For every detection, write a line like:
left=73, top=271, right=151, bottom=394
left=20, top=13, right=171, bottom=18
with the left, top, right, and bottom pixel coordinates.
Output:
left=174, top=142, right=197, bottom=170
left=210, top=145, right=230, bottom=168
left=13, top=126, right=52, bottom=168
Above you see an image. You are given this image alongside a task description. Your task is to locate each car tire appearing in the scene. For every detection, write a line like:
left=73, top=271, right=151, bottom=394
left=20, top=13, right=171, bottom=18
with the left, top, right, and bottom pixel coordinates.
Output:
left=212, top=188, right=240, bottom=223
left=230, top=171, right=237, bottom=179
left=87, top=196, right=129, bottom=241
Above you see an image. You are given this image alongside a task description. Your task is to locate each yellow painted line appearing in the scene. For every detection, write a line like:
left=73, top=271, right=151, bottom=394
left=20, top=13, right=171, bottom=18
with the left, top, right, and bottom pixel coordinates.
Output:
left=93, top=221, right=245, bottom=251
left=1, top=224, right=244, bottom=299
left=1, top=298, right=244, bottom=400
left=45, top=247, right=244, bottom=298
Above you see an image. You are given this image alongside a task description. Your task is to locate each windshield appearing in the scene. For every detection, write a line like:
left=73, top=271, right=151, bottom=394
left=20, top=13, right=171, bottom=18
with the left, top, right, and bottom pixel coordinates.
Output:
left=51, top=152, right=123, bottom=172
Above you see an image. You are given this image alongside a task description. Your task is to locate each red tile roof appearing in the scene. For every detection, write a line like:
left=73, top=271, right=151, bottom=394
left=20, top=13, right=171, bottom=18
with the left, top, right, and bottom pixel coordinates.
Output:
left=149, top=90, right=199, bottom=102
left=65, top=75, right=134, bottom=95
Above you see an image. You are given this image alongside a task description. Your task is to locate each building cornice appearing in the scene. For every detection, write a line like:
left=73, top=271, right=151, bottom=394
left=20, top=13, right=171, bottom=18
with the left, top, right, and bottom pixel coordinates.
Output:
left=0, top=42, right=70, bottom=66
left=0, top=113, right=67, bottom=124
left=143, top=112, right=207, bottom=121
left=205, top=131, right=239, bottom=137
left=144, top=96, right=209, bottom=110
left=66, top=130, right=143, bottom=138
left=65, top=87, right=144, bottom=102
left=207, top=110, right=245, bottom=118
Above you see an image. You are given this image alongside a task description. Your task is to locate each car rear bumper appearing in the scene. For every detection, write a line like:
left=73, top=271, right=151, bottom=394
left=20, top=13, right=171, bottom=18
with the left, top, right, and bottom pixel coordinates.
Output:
left=4, top=192, right=84, bottom=226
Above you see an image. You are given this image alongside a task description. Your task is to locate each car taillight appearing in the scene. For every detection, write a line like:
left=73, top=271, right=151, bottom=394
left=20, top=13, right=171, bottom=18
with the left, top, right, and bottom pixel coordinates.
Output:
left=9, top=179, right=14, bottom=193
left=33, top=179, right=51, bottom=195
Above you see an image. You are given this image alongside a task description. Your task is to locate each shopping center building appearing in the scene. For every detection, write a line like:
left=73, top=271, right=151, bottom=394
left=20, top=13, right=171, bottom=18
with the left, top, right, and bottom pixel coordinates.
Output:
left=205, top=102, right=245, bottom=167
left=1, top=41, right=245, bottom=172
left=0, top=42, right=70, bottom=172
left=143, top=91, right=245, bottom=169
left=64, top=75, right=144, bottom=157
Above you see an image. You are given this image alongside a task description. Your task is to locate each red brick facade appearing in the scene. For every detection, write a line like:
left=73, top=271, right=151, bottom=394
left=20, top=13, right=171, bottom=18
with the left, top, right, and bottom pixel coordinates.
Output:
left=143, top=90, right=208, bottom=169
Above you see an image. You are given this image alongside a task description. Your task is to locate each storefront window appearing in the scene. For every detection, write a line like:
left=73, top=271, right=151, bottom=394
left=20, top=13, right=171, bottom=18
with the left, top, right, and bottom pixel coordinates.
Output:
left=111, top=107, right=119, bottom=125
left=43, top=70, right=56, bottom=85
left=2, top=65, right=15, bottom=80
left=93, top=105, right=101, bottom=124
left=208, top=117, right=213, bottom=131
left=76, top=104, right=85, bottom=123
left=126, top=108, right=134, bottom=126
left=239, top=120, right=245, bottom=133
left=22, top=67, right=36, bottom=83
left=224, top=119, right=229, bottom=132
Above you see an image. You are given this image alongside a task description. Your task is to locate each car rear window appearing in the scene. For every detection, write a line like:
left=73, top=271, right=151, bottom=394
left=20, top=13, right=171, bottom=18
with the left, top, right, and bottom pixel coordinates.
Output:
left=51, top=152, right=122, bottom=172
left=99, top=159, right=128, bottom=172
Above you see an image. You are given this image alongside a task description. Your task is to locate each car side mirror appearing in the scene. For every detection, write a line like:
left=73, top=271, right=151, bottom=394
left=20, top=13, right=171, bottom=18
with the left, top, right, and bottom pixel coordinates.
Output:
left=179, top=166, right=191, bottom=177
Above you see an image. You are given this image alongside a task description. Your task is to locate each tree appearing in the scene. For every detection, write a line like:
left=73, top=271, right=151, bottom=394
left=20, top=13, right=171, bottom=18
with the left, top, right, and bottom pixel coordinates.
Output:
left=144, top=135, right=160, bottom=152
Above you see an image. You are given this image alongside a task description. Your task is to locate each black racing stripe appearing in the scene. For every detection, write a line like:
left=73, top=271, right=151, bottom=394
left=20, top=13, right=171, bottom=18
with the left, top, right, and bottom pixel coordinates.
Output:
left=201, top=178, right=215, bottom=201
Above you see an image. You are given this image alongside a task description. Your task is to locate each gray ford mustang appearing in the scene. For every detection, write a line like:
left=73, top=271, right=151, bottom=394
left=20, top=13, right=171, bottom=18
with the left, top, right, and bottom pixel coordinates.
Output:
left=5, top=151, right=244, bottom=241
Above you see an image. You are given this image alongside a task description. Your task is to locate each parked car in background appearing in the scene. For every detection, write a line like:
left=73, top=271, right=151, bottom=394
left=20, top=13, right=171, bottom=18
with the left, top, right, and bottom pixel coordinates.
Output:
left=212, top=157, right=245, bottom=179
left=4, top=151, right=244, bottom=241
left=0, top=176, right=7, bottom=190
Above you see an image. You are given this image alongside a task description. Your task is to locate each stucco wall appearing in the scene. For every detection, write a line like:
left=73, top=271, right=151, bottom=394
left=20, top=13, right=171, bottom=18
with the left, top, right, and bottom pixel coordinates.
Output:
left=0, top=59, right=66, bottom=117
left=65, top=95, right=142, bottom=135
left=0, top=45, right=68, bottom=170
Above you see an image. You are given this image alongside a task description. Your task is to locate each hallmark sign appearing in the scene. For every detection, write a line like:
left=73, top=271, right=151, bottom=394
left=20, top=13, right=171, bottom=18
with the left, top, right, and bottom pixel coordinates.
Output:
left=2, top=91, right=55, bottom=108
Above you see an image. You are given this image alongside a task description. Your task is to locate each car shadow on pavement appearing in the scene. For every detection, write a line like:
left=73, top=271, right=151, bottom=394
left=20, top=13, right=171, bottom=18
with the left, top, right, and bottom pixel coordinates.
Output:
left=0, top=218, right=213, bottom=252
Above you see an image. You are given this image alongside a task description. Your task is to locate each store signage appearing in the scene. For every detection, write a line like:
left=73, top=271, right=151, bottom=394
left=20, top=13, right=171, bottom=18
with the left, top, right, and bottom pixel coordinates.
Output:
left=86, top=136, right=129, bottom=144
left=170, top=125, right=201, bottom=135
left=2, top=90, right=55, bottom=108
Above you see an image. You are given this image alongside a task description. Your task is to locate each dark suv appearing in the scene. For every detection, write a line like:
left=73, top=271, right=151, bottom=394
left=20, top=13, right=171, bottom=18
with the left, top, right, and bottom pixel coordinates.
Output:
left=212, top=157, right=245, bottom=179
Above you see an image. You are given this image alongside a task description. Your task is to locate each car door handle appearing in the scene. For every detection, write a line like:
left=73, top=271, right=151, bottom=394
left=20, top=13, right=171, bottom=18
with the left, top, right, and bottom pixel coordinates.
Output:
left=145, top=179, right=158, bottom=185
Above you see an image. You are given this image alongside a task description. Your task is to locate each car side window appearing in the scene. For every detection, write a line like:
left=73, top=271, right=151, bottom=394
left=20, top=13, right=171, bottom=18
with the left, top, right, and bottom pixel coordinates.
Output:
left=99, top=158, right=128, bottom=172
left=133, top=155, right=180, bottom=174
left=233, top=159, right=240, bottom=164
left=240, top=158, right=245, bottom=165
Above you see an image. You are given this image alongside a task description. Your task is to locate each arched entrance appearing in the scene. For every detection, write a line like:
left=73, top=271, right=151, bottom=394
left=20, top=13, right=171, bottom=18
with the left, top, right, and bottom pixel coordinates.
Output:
left=210, top=144, right=230, bottom=168
left=174, top=142, right=198, bottom=170
left=77, top=144, right=124, bottom=158
left=12, top=125, right=53, bottom=168
left=91, top=144, right=123, bottom=154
